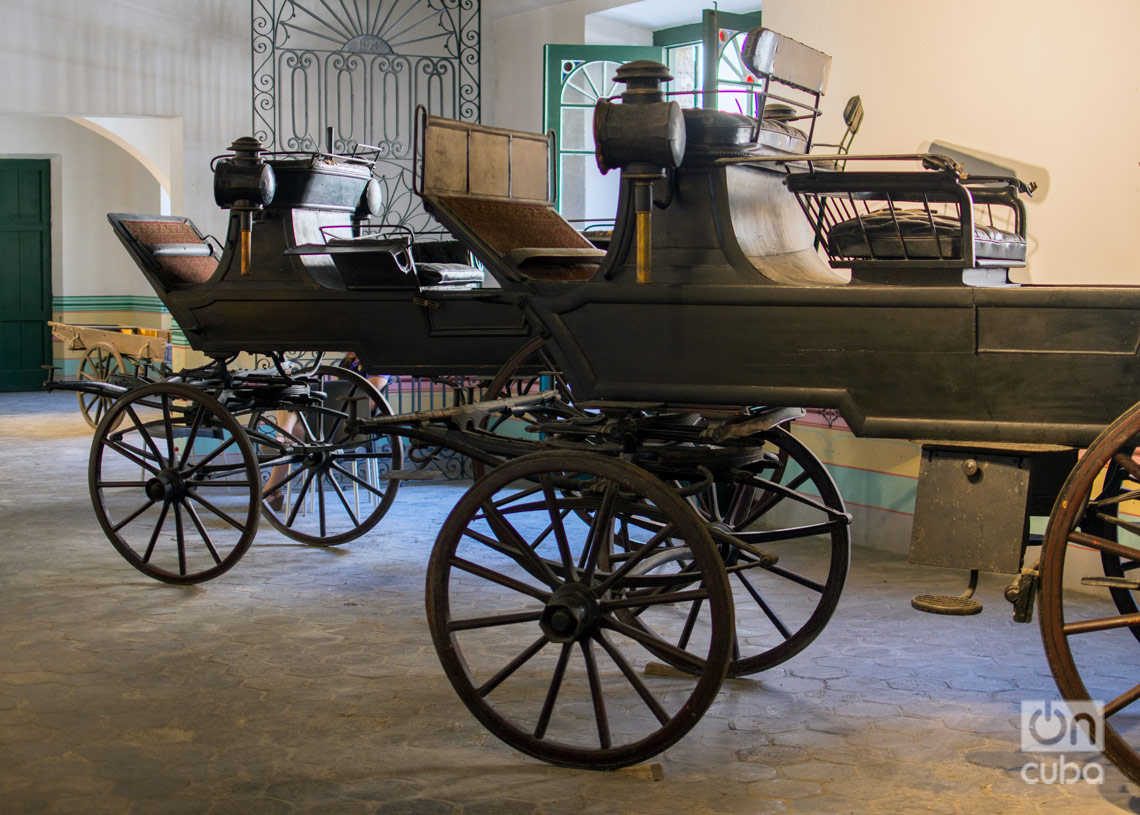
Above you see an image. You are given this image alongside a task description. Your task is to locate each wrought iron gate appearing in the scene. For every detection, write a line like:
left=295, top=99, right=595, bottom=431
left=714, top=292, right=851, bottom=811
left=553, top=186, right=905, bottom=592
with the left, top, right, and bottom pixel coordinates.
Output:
left=251, top=0, right=480, bottom=230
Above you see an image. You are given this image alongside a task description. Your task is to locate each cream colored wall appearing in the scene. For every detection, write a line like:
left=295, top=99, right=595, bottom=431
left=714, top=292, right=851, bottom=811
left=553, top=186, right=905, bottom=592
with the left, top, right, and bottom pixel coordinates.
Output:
left=0, top=115, right=160, bottom=298
left=0, top=0, right=249, bottom=239
left=763, top=0, right=1140, bottom=284
left=485, top=0, right=643, bottom=132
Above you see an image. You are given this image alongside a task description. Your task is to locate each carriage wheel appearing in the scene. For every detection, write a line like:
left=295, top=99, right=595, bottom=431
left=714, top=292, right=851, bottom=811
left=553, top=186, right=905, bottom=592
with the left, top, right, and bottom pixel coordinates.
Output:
left=77, top=342, right=128, bottom=430
left=248, top=365, right=403, bottom=546
left=618, top=427, right=849, bottom=677
left=1040, top=401, right=1140, bottom=784
left=1080, top=460, right=1140, bottom=644
left=426, top=450, right=733, bottom=769
left=89, top=382, right=259, bottom=584
left=473, top=337, right=582, bottom=478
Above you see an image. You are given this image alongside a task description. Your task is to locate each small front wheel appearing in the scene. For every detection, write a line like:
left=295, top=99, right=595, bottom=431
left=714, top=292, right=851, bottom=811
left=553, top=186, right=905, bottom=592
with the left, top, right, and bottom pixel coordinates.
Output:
left=89, top=382, right=260, bottom=583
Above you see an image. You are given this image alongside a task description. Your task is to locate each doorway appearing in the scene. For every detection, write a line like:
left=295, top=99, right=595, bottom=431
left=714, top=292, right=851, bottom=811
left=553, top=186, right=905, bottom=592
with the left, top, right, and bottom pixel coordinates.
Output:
left=0, top=159, right=51, bottom=391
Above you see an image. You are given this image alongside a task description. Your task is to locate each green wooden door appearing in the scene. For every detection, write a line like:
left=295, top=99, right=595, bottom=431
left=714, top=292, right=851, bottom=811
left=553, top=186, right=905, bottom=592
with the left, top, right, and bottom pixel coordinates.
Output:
left=0, top=160, right=51, bottom=391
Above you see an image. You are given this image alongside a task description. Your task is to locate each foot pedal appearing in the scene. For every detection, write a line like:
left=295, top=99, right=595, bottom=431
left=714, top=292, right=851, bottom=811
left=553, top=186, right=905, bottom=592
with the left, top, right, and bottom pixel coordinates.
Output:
left=911, top=594, right=983, bottom=615
left=1081, top=576, right=1140, bottom=590
left=912, top=569, right=983, bottom=615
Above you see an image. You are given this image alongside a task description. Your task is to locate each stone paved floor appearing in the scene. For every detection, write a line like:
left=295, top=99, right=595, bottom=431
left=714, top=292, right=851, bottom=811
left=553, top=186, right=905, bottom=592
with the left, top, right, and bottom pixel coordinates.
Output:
left=2, top=390, right=1139, bottom=814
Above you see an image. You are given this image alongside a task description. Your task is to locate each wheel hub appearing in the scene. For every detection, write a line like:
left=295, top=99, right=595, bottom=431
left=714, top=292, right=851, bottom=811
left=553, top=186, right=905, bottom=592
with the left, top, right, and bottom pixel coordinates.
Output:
left=541, top=583, right=601, bottom=643
left=145, top=468, right=188, bottom=502
left=709, top=522, right=741, bottom=566
left=304, top=449, right=333, bottom=473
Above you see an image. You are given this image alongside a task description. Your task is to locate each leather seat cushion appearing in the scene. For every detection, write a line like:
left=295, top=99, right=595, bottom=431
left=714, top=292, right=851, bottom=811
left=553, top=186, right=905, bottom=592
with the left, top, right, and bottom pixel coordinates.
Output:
left=828, top=208, right=1026, bottom=263
left=416, top=262, right=484, bottom=288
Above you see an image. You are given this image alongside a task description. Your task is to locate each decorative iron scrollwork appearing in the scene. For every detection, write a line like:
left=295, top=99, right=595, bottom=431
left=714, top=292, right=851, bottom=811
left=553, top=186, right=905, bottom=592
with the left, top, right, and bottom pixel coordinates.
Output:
left=251, top=0, right=480, bottom=231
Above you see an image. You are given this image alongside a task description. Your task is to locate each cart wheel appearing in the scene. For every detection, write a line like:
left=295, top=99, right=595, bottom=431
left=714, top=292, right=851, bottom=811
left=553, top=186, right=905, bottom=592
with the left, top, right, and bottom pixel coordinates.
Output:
left=89, top=382, right=259, bottom=584
left=1080, top=459, right=1140, bottom=644
left=474, top=337, right=582, bottom=478
left=248, top=365, right=403, bottom=546
left=77, top=342, right=128, bottom=430
left=623, top=427, right=849, bottom=677
left=426, top=450, right=733, bottom=769
left=1041, top=401, right=1140, bottom=785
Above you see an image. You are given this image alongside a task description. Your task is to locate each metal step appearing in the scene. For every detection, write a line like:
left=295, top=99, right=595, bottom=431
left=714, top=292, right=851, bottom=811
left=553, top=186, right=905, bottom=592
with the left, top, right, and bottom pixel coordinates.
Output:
left=1081, top=576, right=1140, bottom=590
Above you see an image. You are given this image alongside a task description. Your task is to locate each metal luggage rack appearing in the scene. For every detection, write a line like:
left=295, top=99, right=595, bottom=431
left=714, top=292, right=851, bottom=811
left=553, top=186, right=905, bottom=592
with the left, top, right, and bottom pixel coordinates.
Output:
left=725, top=153, right=1036, bottom=282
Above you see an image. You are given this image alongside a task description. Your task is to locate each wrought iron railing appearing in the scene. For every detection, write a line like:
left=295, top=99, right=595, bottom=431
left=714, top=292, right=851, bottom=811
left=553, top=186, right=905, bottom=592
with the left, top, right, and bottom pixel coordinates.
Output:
left=251, top=0, right=480, bottom=233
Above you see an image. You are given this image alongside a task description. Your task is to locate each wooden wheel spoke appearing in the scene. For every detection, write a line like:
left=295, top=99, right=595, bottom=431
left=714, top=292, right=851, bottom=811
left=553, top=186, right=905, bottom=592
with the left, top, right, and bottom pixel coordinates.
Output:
left=174, top=503, right=187, bottom=576
left=481, top=501, right=562, bottom=588
left=325, top=472, right=360, bottom=527
left=755, top=560, right=826, bottom=593
left=1069, top=530, right=1140, bottom=563
left=264, top=463, right=306, bottom=499
left=317, top=474, right=328, bottom=537
left=125, top=406, right=167, bottom=468
left=141, top=502, right=171, bottom=563
left=330, top=462, right=387, bottom=498
left=448, top=609, right=545, bottom=632
left=1088, top=513, right=1140, bottom=541
left=449, top=555, right=552, bottom=602
left=602, top=617, right=705, bottom=674
left=738, top=471, right=837, bottom=524
left=580, top=480, right=618, bottom=579
left=1092, top=487, right=1140, bottom=507
left=186, top=490, right=248, bottom=533
left=324, top=390, right=357, bottom=438
left=490, top=483, right=544, bottom=509
left=1062, top=611, right=1140, bottom=636
left=600, top=587, right=710, bottom=612
left=256, top=414, right=304, bottom=445
left=285, top=469, right=318, bottom=527
left=736, top=571, right=793, bottom=639
left=534, top=643, right=573, bottom=740
left=540, top=475, right=577, bottom=579
left=581, top=640, right=611, bottom=749
left=1112, top=451, right=1140, bottom=483
left=183, top=435, right=238, bottom=480
left=183, top=500, right=223, bottom=566
left=105, top=439, right=163, bottom=474
left=735, top=521, right=840, bottom=544
left=161, top=395, right=176, bottom=464
left=594, top=632, right=670, bottom=725
left=677, top=596, right=704, bottom=651
left=111, top=498, right=158, bottom=533
left=1105, top=683, right=1140, bottom=719
left=594, top=522, right=676, bottom=595
left=178, top=402, right=208, bottom=469
left=475, top=635, right=548, bottom=697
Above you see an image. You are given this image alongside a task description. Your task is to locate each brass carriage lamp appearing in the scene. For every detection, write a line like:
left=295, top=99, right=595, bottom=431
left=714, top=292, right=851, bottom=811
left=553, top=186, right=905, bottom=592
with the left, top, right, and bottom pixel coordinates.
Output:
left=213, top=136, right=277, bottom=276
left=593, top=61, right=686, bottom=284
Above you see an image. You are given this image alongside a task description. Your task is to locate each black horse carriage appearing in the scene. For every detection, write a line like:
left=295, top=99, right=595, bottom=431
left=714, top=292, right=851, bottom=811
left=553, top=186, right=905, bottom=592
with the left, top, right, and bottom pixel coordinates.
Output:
left=59, top=26, right=1140, bottom=780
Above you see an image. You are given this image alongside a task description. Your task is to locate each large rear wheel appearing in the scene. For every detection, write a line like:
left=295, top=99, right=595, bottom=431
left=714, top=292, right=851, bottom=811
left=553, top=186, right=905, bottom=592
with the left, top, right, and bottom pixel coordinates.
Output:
left=1040, top=401, right=1140, bottom=785
left=426, top=450, right=733, bottom=769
